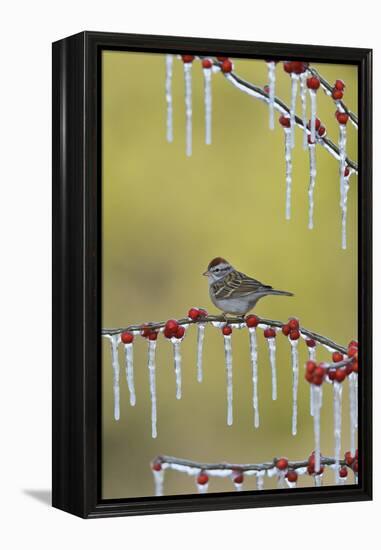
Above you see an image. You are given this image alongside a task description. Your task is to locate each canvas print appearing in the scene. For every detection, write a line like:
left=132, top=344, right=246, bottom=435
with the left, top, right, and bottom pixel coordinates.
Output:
left=101, top=51, right=358, bottom=499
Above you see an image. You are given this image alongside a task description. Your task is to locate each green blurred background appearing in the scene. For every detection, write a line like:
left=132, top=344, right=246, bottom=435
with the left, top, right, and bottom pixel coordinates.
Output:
left=102, top=51, right=358, bottom=498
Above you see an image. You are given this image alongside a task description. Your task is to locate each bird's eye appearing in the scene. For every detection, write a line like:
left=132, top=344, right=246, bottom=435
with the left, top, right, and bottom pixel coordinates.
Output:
left=215, top=268, right=219, bottom=272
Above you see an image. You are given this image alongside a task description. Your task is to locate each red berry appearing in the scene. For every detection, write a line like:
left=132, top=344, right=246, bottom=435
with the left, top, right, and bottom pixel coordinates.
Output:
left=216, top=56, right=228, bottom=61
left=345, top=451, right=354, bottom=466
left=246, top=315, right=260, bottom=328
left=148, top=331, right=158, bottom=341
left=279, top=115, right=291, bottom=128
left=328, top=369, right=337, bottom=381
left=233, top=472, right=244, bottom=484
left=339, top=466, right=348, bottom=478
left=198, top=309, right=208, bottom=318
left=152, top=461, right=162, bottom=471
left=197, top=472, right=209, bottom=485
left=141, top=325, right=152, bottom=338
left=306, top=338, right=316, bottom=348
left=291, top=61, right=308, bottom=74
left=165, top=319, right=179, bottom=334
left=286, top=470, right=298, bottom=482
left=264, top=327, right=276, bottom=338
left=312, top=374, right=324, bottom=386
left=344, top=166, right=350, bottom=177
left=202, top=58, right=213, bottom=69
left=345, top=363, right=354, bottom=375
left=288, top=318, right=299, bottom=330
left=221, top=59, right=233, bottom=73
left=336, top=111, right=349, bottom=125
left=348, top=346, right=358, bottom=359
left=353, top=361, right=359, bottom=373
left=163, top=327, right=173, bottom=339
left=305, top=371, right=314, bottom=383
left=222, top=325, right=232, bottom=336
left=182, top=55, right=194, bottom=64
left=348, top=340, right=358, bottom=348
left=307, top=76, right=320, bottom=90
left=335, top=369, right=346, bottom=383
left=282, top=324, right=291, bottom=336
left=276, top=458, right=288, bottom=470
left=332, top=89, right=344, bottom=100
left=188, top=307, right=200, bottom=320
left=335, top=79, right=345, bottom=91
left=314, top=365, right=325, bottom=378
left=289, top=329, right=300, bottom=341
left=121, top=331, right=134, bottom=344
left=175, top=326, right=185, bottom=339
left=317, top=125, right=326, bottom=137
left=283, top=61, right=293, bottom=73
left=306, top=361, right=316, bottom=374
left=307, top=118, right=321, bottom=130
left=332, top=351, right=344, bottom=363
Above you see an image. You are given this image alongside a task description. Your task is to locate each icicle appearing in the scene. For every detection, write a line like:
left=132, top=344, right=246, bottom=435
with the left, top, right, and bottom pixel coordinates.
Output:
left=249, top=327, right=259, bottom=427
left=310, top=385, right=314, bottom=417
left=349, top=372, right=357, bottom=457
left=312, top=384, right=323, bottom=472
left=354, top=373, right=358, bottom=429
left=284, top=127, right=293, bottom=220
left=314, top=474, right=323, bottom=487
left=171, top=338, right=183, bottom=399
left=267, top=61, right=276, bottom=130
left=333, top=380, right=343, bottom=482
left=109, top=334, right=121, bottom=421
left=308, top=143, right=317, bottom=229
left=196, top=323, right=205, bottom=383
left=183, top=61, right=192, bottom=157
left=277, top=471, right=286, bottom=489
left=309, top=89, right=317, bottom=143
left=203, top=67, right=212, bottom=144
left=124, top=342, right=136, bottom=406
left=300, top=73, right=308, bottom=149
left=148, top=339, right=158, bottom=438
left=308, top=346, right=317, bottom=361
left=290, top=339, right=299, bottom=436
left=256, top=471, right=265, bottom=490
left=165, top=54, right=174, bottom=143
left=338, top=124, right=348, bottom=249
left=290, top=73, right=299, bottom=147
left=266, top=337, right=277, bottom=401
left=153, top=469, right=164, bottom=496
left=196, top=479, right=209, bottom=494
left=223, top=334, right=233, bottom=426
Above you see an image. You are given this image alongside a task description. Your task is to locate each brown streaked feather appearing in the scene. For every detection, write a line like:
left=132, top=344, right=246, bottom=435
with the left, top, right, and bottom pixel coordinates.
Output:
left=212, top=271, right=272, bottom=299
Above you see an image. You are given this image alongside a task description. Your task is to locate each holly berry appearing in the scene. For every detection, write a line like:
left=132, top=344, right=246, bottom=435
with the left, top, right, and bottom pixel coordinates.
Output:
left=282, top=324, right=291, bottom=336
left=345, top=451, right=354, bottom=466
left=348, top=345, right=358, bottom=359
left=307, top=76, right=320, bottom=90
left=344, top=166, right=350, bottom=177
left=314, top=365, right=325, bottom=378
left=121, top=331, right=134, bottom=344
left=312, top=373, right=324, bottom=386
left=141, top=324, right=153, bottom=338
left=221, top=59, right=233, bottom=73
left=286, top=470, right=298, bottom=482
left=288, top=318, right=299, bottom=330
left=306, top=338, right=316, bottom=348
left=181, top=55, right=194, bottom=64
left=175, top=326, right=185, bottom=339
left=233, top=471, right=244, bottom=484
left=188, top=307, right=200, bottom=320
left=152, top=460, right=162, bottom=471
left=264, top=327, right=276, bottom=338
left=289, top=329, right=300, bottom=341
left=222, top=325, right=232, bottom=336
left=148, top=331, right=158, bottom=341
left=317, top=125, right=326, bottom=137
left=165, top=319, right=179, bottom=337
left=345, top=363, right=354, bottom=375
left=246, top=314, right=260, bottom=328
left=332, top=89, right=343, bottom=100
left=279, top=115, right=291, bottom=128
left=348, top=340, right=358, bottom=349
left=197, top=472, right=209, bottom=485
left=332, top=351, right=344, bottom=363
left=276, top=457, right=289, bottom=470
left=307, top=118, right=321, bottom=130
left=306, top=361, right=317, bottom=374
left=283, top=61, right=293, bottom=74
left=305, top=371, right=314, bottom=383
left=291, top=61, right=308, bottom=74
left=336, top=111, right=349, bottom=125
left=328, top=369, right=337, bottom=381
left=339, top=466, right=348, bottom=478
left=353, top=361, right=359, bottom=373
left=335, top=79, right=345, bottom=91
left=202, top=58, right=213, bottom=69
left=335, top=369, right=347, bottom=383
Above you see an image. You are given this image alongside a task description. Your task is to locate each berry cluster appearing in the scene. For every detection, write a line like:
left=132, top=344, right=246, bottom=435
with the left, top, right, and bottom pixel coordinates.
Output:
left=281, top=317, right=301, bottom=340
left=344, top=449, right=359, bottom=474
left=140, top=324, right=159, bottom=341
left=187, top=307, right=208, bottom=321
left=306, top=75, right=320, bottom=90
left=305, top=340, right=358, bottom=385
left=307, top=117, right=327, bottom=143
left=163, top=319, right=185, bottom=340
left=306, top=451, right=324, bottom=475
left=331, top=79, right=345, bottom=101
left=283, top=61, right=309, bottom=74
left=216, top=56, right=233, bottom=73
left=275, top=457, right=298, bottom=482
left=336, top=110, right=349, bottom=125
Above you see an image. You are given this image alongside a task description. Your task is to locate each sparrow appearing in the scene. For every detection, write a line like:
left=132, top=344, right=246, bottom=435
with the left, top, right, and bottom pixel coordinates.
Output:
left=203, top=257, right=293, bottom=316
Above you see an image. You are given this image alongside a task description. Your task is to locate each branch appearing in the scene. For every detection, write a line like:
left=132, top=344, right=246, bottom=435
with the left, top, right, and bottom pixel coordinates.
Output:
left=308, top=67, right=358, bottom=128
left=221, top=69, right=358, bottom=173
left=102, top=314, right=348, bottom=354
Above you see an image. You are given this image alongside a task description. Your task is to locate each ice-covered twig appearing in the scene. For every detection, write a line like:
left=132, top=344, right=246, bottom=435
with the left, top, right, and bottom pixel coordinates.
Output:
left=248, top=327, right=259, bottom=428
left=165, top=54, right=174, bottom=142
left=147, top=339, right=158, bottom=438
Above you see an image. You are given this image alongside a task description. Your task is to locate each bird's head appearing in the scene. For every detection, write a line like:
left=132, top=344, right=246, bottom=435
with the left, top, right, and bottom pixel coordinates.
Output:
left=203, top=257, right=234, bottom=282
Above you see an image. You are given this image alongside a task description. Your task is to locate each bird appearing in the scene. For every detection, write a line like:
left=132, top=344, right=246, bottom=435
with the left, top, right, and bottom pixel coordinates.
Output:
left=203, top=257, right=293, bottom=316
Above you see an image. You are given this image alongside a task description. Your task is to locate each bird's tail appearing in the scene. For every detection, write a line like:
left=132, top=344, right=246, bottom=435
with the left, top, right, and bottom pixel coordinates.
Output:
left=268, top=289, right=294, bottom=297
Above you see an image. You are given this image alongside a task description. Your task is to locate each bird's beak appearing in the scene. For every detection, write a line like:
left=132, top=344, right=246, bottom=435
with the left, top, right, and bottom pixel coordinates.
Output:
left=203, top=270, right=210, bottom=276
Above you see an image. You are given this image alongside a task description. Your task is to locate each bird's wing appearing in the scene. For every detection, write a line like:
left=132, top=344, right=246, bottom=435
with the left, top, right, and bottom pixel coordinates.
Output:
left=213, top=271, right=272, bottom=299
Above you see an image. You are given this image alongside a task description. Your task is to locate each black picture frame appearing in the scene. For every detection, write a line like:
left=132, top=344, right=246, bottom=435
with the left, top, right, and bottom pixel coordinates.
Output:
left=52, top=31, right=372, bottom=519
